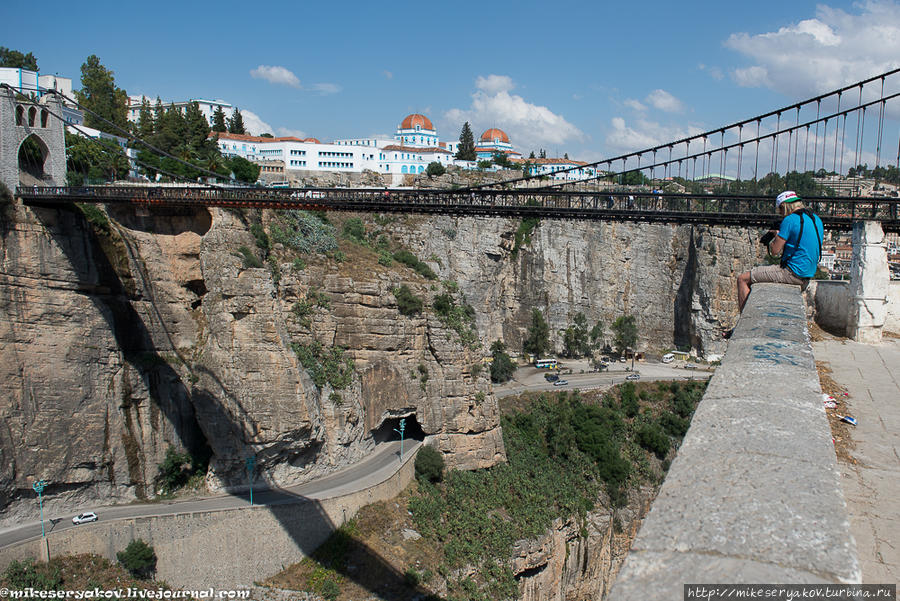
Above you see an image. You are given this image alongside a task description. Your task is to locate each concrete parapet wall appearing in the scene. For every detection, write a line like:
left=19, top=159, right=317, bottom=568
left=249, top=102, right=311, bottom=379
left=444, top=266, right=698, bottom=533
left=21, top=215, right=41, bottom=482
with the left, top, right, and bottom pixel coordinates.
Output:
left=609, top=284, right=859, bottom=599
left=886, top=281, right=900, bottom=333
left=0, top=450, right=417, bottom=589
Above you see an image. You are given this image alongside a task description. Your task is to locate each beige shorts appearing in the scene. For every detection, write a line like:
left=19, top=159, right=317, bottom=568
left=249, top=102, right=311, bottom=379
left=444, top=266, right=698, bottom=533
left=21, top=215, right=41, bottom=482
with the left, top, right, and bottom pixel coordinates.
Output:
left=750, top=264, right=809, bottom=290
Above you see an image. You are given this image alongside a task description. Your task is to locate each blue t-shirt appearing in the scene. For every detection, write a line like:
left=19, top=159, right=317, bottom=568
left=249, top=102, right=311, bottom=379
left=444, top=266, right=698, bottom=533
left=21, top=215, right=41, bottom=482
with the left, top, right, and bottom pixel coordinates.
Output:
left=778, top=210, right=823, bottom=278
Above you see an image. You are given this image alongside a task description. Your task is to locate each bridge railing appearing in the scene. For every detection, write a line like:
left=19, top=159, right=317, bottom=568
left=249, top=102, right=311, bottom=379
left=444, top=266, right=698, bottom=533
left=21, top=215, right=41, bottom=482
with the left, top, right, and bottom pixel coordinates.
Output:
left=15, top=185, right=900, bottom=232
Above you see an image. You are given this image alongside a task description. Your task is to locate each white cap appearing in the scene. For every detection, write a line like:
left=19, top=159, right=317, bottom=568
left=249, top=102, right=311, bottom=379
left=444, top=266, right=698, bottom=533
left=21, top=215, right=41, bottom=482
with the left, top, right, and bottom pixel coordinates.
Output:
left=775, top=190, right=800, bottom=207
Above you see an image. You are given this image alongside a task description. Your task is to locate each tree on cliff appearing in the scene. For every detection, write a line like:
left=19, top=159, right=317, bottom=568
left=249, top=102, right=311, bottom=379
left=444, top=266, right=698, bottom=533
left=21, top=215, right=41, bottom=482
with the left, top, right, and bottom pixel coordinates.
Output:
left=0, top=47, right=38, bottom=70
left=75, top=55, right=128, bottom=134
left=455, top=122, right=476, bottom=161
left=611, top=315, right=637, bottom=356
left=523, top=308, right=551, bottom=358
left=490, top=340, right=515, bottom=383
left=117, top=539, right=157, bottom=578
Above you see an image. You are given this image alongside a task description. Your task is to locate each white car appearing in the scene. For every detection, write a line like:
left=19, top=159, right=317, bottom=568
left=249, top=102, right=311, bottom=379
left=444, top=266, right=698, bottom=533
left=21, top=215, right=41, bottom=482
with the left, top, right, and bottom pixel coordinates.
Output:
left=72, top=512, right=98, bottom=525
left=552, top=379, right=569, bottom=387
left=626, top=373, right=641, bottom=381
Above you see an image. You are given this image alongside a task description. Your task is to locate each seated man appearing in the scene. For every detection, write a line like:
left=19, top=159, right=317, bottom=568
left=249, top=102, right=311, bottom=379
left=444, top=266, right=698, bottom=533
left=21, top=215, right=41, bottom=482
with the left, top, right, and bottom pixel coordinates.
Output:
left=736, top=190, right=823, bottom=312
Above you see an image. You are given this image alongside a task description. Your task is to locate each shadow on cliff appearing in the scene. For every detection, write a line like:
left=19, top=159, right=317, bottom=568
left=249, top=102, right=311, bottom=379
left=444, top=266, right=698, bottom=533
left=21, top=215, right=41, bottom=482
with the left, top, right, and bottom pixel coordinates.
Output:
left=674, top=227, right=699, bottom=353
left=29, top=203, right=424, bottom=599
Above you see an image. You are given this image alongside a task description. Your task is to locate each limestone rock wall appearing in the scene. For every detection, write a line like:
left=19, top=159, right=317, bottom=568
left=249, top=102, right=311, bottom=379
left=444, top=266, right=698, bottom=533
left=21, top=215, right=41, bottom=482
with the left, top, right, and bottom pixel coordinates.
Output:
left=393, top=215, right=757, bottom=360
left=511, top=488, right=653, bottom=601
left=0, top=202, right=757, bottom=522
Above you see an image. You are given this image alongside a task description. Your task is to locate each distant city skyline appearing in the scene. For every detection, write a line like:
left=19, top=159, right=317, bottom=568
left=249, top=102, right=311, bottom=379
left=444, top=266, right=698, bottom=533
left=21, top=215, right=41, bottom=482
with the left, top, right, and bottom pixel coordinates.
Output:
left=4, top=0, right=900, bottom=163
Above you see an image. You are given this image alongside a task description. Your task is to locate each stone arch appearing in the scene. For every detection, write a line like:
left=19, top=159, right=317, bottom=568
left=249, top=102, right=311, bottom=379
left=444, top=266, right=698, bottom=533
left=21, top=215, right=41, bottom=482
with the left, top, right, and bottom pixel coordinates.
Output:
left=1, top=87, right=67, bottom=190
left=401, top=165, right=408, bottom=174
left=18, top=134, right=49, bottom=182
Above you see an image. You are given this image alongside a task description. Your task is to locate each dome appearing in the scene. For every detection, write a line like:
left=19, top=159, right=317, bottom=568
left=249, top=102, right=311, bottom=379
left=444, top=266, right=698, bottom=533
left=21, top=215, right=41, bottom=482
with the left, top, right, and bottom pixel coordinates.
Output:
left=481, top=128, right=509, bottom=143
left=400, top=114, right=434, bottom=131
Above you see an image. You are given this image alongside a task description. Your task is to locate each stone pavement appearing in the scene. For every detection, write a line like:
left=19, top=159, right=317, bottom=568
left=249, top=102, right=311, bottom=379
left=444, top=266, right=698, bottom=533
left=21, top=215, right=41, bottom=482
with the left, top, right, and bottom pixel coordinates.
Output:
left=812, top=338, right=900, bottom=585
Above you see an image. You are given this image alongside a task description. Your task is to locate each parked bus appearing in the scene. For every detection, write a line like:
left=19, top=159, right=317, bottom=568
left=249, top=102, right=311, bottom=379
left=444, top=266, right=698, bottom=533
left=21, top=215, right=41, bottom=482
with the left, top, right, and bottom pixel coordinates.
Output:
left=534, top=359, right=559, bottom=369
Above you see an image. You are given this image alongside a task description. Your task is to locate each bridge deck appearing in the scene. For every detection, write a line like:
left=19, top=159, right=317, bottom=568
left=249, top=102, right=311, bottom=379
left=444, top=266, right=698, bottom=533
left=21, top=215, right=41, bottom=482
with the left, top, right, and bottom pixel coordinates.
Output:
left=16, top=185, right=900, bottom=232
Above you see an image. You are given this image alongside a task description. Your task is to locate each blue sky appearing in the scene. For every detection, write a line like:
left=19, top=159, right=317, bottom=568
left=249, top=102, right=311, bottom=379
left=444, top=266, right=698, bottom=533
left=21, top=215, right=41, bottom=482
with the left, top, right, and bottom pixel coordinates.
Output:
left=4, top=0, right=900, bottom=162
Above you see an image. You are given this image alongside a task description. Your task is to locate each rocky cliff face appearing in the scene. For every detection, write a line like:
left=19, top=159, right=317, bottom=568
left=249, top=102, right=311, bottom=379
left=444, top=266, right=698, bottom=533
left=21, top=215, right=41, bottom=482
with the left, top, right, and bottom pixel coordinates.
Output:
left=392, top=214, right=758, bottom=360
left=511, top=488, right=653, bottom=601
left=0, top=201, right=758, bottom=521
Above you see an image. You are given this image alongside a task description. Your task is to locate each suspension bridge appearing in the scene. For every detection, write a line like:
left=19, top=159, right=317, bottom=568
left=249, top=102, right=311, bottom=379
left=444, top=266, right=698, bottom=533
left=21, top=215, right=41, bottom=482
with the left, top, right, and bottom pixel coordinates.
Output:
left=4, top=69, right=900, bottom=232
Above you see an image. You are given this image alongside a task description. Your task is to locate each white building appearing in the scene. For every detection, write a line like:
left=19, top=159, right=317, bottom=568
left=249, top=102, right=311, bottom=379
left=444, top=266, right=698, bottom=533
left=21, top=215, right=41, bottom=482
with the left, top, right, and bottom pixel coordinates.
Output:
left=512, top=157, right=599, bottom=180
left=0, top=68, right=82, bottom=125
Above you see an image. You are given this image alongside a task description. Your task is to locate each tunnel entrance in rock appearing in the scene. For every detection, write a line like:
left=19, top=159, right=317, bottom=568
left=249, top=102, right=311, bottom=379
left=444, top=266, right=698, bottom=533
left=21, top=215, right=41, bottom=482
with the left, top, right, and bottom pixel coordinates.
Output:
left=372, top=414, right=425, bottom=444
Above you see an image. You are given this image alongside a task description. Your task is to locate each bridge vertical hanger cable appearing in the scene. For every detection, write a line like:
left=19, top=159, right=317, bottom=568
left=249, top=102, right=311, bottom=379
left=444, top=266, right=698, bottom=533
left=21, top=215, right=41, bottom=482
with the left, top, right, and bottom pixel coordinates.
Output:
left=833, top=92, right=842, bottom=174
left=772, top=113, right=781, bottom=175
left=876, top=77, right=886, bottom=169
left=794, top=106, right=801, bottom=171
left=821, top=118, right=828, bottom=173
left=755, top=120, right=761, bottom=180
left=812, top=101, right=821, bottom=174
left=855, top=84, right=864, bottom=172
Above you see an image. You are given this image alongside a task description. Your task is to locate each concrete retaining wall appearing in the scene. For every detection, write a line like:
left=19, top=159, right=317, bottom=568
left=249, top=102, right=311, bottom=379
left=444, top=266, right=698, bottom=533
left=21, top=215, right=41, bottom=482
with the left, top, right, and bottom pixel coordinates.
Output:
left=807, top=280, right=850, bottom=334
left=609, top=283, right=859, bottom=599
left=0, top=449, right=417, bottom=589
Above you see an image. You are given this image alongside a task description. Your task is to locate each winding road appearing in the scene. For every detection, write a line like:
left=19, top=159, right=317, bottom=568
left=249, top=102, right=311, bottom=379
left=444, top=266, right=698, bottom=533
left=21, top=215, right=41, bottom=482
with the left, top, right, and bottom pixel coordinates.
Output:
left=0, top=439, right=420, bottom=551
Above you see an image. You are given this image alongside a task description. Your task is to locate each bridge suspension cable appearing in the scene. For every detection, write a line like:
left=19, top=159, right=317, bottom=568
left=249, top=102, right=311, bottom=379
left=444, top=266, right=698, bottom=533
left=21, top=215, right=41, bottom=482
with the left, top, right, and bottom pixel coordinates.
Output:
left=461, top=67, right=900, bottom=192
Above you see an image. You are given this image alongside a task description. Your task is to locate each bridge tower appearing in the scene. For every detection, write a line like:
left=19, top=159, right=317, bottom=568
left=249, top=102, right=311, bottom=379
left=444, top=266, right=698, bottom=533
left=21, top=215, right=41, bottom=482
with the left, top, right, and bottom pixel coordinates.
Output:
left=0, top=86, right=67, bottom=193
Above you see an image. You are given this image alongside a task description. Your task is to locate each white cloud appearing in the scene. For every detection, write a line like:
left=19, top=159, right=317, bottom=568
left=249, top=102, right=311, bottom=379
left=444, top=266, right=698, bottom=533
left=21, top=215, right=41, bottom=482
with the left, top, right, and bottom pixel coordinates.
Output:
left=311, top=83, right=341, bottom=95
left=624, top=99, right=646, bottom=111
left=475, top=74, right=515, bottom=94
left=699, top=63, right=725, bottom=80
left=276, top=127, right=307, bottom=139
left=725, top=1, right=900, bottom=96
left=383, top=70, right=393, bottom=80
left=250, top=65, right=301, bottom=88
left=445, top=75, right=584, bottom=151
left=605, top=117, right=703, bottom=155
left=241, top=110, right=274, bottom=136
left=646, top=89, right=684, bottom=113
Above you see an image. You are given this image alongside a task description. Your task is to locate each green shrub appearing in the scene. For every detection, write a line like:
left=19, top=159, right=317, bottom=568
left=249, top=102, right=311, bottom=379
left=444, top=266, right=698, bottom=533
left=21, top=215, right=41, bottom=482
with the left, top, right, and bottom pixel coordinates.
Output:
left=393, top=285, right=423, bottom=316
left=117, top=539, right=157, bottom=578
left=636, top=423, right=671, bottom=459
left=511, top=216, right=539, bottom=256
left=658, top=411, right=690, bottom=437
left=2, top=558, right=62, bottom=588
left=250, top=223, right=270, bottom=251
left=470, top=363, right=483, bottom=378
left=393, top=249, right=437, bottom=280
left=378, top=250, right=393, bottom=266
left=267, top=256, right=281, bottom=284
left=77, top=203, right=111, bottom=234
left=291, top=341, right=355, bottom=390
left=426, top=161, right=446, bottom=177
left=620, top=382, right=639, bottom=418
left=292, top=257, right=306, bottom=270
left=433, top=293, right=454, bottom=316
left=269, top=210, right=337, bottom=255
left=236, top=246, right=262, bottom=268
left=342, top=217, right=366, bottom=242
left=415, top=445, right=445, bottom=484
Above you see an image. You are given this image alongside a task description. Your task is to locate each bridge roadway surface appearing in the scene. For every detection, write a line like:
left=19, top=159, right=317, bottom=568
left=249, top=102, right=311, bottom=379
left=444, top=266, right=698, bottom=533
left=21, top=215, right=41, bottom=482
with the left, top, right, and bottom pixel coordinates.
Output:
left=0, top=439, right=419, bottom=551
left=813, top=338, right=900, bottom=584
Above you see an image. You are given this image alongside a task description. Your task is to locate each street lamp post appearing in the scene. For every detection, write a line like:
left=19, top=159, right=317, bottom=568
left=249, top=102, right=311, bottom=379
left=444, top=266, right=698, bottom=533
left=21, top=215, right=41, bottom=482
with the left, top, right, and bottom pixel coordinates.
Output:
left=32, top=480, right=47, bottom=539
left=393, top=418, right=406, bottom=461
left=245, top=456, right=256, bottom=506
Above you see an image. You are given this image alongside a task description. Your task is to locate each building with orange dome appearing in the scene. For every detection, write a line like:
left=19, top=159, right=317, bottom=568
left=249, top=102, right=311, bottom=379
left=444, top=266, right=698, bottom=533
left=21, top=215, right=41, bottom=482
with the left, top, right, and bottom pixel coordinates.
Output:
left=475, top=127, right=519, bottom=160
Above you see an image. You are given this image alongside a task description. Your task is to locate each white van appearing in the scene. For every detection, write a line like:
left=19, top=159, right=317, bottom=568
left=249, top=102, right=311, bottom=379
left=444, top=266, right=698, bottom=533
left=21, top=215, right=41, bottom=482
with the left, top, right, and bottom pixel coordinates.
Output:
left=662, top=353, right=674, bottom=364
